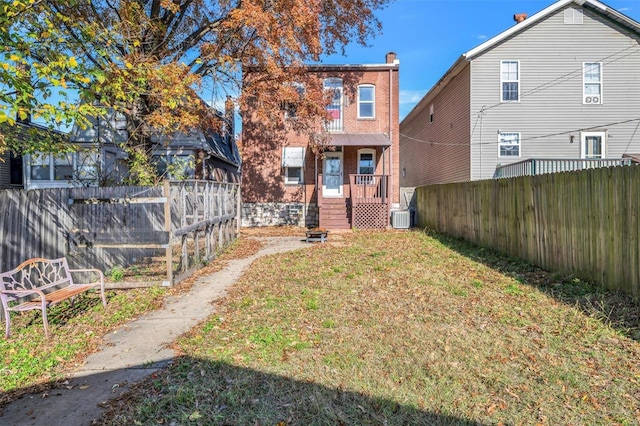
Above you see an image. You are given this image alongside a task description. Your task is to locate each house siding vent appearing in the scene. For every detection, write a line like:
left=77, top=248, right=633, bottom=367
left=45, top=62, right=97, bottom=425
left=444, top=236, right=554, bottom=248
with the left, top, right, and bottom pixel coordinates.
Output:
left=391, top=210, right=410, bottom=229
left=564, top=8, right=583, bottom=24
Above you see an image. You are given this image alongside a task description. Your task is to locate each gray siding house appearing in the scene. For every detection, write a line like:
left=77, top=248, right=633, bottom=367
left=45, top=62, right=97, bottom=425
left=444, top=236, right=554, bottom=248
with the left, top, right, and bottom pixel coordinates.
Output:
left=19, top=103, right=240, bottom=190
left=400, top=0, right=640, bottom=187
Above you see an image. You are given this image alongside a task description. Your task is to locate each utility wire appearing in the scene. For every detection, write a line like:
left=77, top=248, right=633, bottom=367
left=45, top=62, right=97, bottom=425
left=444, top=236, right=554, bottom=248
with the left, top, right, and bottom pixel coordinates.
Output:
left=401, top=116, right=640, bottom=146
left=476, top=44, right=640, bottom=115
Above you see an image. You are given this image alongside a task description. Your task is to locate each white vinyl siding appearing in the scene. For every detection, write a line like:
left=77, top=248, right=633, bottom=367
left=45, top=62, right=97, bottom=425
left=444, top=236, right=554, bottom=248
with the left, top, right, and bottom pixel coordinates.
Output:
left=470, top=5, right=640, bottom=180
left=583, top=62, right=602, bottom=104
left=500, top=60, right=520, bottom=102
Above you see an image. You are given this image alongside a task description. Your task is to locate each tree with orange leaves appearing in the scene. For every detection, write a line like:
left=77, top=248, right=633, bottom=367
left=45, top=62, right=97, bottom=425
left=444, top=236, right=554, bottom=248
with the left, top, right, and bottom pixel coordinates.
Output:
left=3, top=0, right=392, bottom=183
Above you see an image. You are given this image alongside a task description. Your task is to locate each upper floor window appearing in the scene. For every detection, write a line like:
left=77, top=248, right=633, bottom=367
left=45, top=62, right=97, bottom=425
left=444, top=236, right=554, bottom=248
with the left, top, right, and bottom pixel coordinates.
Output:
left=429, top=104, right=434, bottom=124
left=498, top=132, right=521, bottom=157
left=500, top=60, right=519, bottom=102
left=583, top=63, right=602, bottom=104
left=324, top=77, right=343, bottom=131
left=357, top=85, right=375, bottom=119
left=282, top=82, right=305, bottom=119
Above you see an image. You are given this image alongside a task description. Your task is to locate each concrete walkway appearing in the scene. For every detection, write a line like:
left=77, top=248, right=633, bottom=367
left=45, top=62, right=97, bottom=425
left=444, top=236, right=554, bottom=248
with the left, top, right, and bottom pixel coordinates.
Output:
left=1, top=236, right=309, bottom=426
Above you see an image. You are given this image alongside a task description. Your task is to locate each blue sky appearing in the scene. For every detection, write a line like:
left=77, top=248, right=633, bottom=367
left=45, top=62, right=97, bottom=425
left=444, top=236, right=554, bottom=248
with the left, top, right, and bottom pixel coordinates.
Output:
left=321, top=0, right=640, bottom=121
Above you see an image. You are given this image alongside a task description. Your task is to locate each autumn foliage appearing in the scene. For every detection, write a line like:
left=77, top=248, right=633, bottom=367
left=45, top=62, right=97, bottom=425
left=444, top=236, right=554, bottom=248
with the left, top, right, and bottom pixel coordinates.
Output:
left=1, top=0, right=392, bottom=182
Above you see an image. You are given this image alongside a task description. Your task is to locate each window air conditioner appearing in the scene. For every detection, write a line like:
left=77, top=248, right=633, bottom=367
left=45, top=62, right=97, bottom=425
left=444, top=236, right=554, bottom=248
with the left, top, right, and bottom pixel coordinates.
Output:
left=584, top=96, right=600, bottom=104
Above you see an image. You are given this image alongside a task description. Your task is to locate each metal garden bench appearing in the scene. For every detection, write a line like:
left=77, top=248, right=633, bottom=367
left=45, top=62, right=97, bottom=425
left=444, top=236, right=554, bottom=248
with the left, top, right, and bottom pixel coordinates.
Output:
left=0, top=257, right=106, bottom=339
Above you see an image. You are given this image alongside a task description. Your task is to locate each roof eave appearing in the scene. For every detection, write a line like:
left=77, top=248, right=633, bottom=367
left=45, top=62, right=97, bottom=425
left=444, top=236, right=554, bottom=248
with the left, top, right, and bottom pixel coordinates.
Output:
left=401, top=55, right=467, bottom=126
left=464, top=0, right=575, bottom=60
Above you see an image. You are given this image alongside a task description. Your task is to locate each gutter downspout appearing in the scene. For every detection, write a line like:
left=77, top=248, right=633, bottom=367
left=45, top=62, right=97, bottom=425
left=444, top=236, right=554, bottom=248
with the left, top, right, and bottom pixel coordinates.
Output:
left=315, top=152, right=319, bottom=227
left=388, top=66, right=393, bottom=224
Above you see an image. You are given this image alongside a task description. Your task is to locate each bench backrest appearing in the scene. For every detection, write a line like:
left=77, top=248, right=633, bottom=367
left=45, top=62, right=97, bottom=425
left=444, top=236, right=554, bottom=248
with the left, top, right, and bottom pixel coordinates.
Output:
left=0, top=258, right=74, bottom=296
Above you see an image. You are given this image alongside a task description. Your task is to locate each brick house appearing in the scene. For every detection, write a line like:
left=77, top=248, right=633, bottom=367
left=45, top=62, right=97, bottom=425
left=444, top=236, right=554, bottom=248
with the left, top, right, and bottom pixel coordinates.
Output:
left=241, top=53, right=400, bottom=229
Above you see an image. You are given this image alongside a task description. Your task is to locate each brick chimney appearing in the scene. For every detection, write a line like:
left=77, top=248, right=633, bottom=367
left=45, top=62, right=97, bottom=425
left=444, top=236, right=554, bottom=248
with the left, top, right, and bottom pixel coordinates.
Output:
left=514, top=13, right=527, bottom=23
left=386, top=52, right=397, bottom=64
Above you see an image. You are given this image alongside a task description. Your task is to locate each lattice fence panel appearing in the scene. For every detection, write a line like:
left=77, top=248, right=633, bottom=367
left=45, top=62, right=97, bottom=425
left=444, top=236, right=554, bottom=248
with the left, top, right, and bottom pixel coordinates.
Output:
left=353, top=204, right=388, bottom=229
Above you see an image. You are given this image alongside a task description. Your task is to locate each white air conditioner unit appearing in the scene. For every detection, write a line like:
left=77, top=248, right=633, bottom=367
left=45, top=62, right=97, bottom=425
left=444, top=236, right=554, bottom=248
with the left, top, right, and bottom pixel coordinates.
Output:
left=391, top=210, right=410, bottom=229
left=584, top=96, right=600, bottom=104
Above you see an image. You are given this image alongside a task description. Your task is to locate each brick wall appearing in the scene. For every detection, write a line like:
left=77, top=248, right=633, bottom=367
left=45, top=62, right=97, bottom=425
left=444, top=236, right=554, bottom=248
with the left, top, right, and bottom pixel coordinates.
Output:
left=242, top=58, right=400, bottom=227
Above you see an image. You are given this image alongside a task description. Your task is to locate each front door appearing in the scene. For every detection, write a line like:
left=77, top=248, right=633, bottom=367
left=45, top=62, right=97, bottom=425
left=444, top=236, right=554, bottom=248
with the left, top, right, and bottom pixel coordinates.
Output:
left=323, top=152, right=343, bottom=197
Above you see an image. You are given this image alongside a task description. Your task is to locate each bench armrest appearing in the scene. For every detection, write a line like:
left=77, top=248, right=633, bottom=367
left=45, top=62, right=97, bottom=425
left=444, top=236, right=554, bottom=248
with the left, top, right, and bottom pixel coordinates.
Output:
left=0, top=288, right=47, bottom=298
left=68, top=267, right=104, bottom=284
left=68, top=268, right=105, bottom=301
left=0, top=288, right=48, bottom=311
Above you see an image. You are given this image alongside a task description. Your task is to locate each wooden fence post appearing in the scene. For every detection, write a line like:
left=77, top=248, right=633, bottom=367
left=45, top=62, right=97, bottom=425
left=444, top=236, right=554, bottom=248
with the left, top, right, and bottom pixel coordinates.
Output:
left=164, top=180, right=173, bottom=286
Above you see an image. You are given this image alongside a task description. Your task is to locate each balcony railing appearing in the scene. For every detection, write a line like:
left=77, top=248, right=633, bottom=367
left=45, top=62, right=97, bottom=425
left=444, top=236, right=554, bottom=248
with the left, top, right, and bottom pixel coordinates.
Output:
left=349, top=174, right=388, bottom=204
left=494, top=158, right=633, bottom=179
left=325, top=117, right=343, bottom=132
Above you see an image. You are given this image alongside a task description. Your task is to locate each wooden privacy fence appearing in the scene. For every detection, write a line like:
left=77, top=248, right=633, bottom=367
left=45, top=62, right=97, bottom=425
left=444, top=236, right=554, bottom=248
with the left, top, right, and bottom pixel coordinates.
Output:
left=415, top=165, right=640, bottom=297
left=0, top=181, right=239, bottom=287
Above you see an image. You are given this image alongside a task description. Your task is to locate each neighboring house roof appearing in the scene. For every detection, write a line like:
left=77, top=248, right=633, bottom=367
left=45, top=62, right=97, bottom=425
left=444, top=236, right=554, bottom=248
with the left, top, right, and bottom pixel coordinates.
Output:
left=401, top=0, right=640, bottom=125
left=200, top=128, right=242, bottom=168
left=71, top=106, right=241, bottom=168
left=0, top=121, right=69, bottom=150
left=464, top=0, right=640, bottom=60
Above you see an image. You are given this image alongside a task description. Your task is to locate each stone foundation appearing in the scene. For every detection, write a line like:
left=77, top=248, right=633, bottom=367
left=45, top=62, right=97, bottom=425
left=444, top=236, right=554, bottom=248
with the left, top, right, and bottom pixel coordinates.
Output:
left=242, top=203, right=318, bottom=228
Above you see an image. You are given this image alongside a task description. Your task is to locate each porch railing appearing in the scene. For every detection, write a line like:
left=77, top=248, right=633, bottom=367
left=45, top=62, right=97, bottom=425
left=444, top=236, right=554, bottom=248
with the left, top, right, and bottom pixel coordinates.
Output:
left=349, top=174, right=388, bottom=205
left=494, top=158, right=633, bottom=179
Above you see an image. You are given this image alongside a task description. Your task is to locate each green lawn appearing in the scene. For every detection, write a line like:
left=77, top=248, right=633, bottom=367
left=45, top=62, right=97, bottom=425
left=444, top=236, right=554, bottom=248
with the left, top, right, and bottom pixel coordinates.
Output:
left=100, top=230, right=640, bottom=425
left=0, top=286, right=167, bottom=397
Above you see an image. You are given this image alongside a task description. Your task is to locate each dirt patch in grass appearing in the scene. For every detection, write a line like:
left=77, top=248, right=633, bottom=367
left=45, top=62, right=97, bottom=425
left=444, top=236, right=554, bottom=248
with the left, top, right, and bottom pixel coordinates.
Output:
left=100, top=230, right=640, bottom=425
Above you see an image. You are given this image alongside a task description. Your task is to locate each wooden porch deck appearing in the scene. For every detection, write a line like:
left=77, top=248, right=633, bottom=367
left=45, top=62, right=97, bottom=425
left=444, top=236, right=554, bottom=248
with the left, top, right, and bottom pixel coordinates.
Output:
left=318, top=174, right=389, bottom=230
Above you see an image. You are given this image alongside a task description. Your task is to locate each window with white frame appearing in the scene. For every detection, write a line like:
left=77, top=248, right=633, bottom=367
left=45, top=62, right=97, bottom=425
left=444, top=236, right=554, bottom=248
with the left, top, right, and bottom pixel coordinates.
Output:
left=76, top=151, right=99, bottom=181
left=358, top=149, right=376, bottom=174
left=498, top=132, right=521, bottom=157
left=357, top=149, right=376, bottom=185
left=583, top=63, right=602, bottom=104
left=500, top=60, right=519, bottom=102
left=323, top=78, right=343, bottom=131
left=284, top=167, right=302, bottom=184
left=429, top=104, right=434, bottom=123
left=30, top=152, right=92, bottom=181
left=282, top=146, right=305, bottom=185
left=282, top=82, right=305, bottom=119
left=154, top=154, right=195, bottom=180
left=357, top=85, right=375, bottom=119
